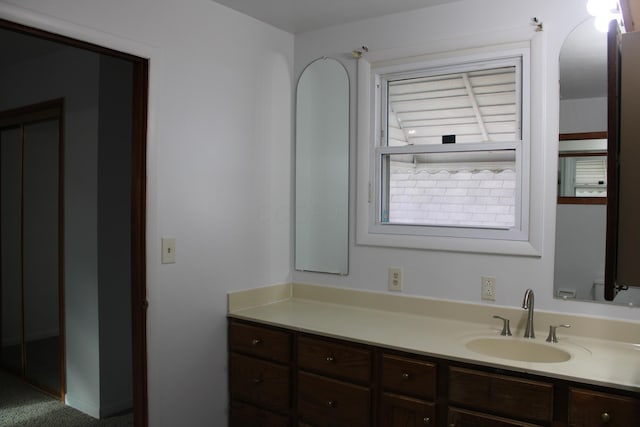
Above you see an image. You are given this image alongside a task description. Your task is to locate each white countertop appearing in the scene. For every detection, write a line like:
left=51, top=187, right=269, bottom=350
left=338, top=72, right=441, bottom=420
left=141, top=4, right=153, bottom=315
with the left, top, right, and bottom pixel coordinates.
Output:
left=228, top=283, right=640, bottom=393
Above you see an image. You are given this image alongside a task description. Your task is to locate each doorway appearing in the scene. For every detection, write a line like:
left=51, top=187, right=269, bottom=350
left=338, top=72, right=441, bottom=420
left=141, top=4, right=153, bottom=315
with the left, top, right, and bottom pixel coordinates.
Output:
left=0, top=19, right=148, bottom=426
left=0, top=99, right=64, bottom=398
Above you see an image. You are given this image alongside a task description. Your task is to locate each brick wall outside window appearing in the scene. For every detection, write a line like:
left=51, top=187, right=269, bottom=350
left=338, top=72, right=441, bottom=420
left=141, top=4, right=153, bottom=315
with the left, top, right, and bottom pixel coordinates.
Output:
left=388, top=162, right=516, bottom=227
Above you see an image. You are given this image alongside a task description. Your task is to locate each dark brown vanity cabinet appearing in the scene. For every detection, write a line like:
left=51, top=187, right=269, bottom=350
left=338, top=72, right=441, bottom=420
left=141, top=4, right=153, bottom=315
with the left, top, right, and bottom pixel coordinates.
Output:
left=228, top=319, right=640, bottom=427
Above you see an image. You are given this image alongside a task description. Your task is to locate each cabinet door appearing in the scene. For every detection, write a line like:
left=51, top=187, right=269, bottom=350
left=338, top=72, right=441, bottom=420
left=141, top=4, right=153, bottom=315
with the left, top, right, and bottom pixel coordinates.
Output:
left=230, top=400, right=290, bottom=427
left=448, top=407, right=543, bottom=427
left=449, top=367, right=553, bottom=423
left=381, top=354, right=437, bottom=399
left=298, top=336, right=371, bottom=383
left=229, top=321, right=291, bottom=363
left=297, top=371, right=370, bottom=427
left=569, top=387, right=640, bottom=427
left=381, top=392, right=435, bottom=426
left=229, top=353, right=290, bottom=412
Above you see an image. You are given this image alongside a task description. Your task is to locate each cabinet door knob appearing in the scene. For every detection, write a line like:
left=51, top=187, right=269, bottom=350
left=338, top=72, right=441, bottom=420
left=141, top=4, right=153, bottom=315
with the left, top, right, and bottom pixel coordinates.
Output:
left=601, top=412, right=611, bottom=423
left=422, top=416, right=431, bottom=424
left=325, top=355, right=335, bottom=363
left=326, top=400, right=336, bottom=408
left=252, top=377, right=262, bottom=384
left=251, top=338, right=261, bottom=346
left=402, top=372, right=410, bottom=379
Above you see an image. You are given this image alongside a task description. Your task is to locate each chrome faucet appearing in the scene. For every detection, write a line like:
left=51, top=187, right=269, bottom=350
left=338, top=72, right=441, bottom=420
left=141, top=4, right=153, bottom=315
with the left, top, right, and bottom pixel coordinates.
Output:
left=522, top=288, right=535, bottom=338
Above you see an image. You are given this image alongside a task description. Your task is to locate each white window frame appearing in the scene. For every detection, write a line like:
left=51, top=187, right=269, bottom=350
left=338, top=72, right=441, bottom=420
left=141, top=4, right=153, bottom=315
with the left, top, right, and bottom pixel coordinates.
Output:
left=356, top=43, right=542, bottom=256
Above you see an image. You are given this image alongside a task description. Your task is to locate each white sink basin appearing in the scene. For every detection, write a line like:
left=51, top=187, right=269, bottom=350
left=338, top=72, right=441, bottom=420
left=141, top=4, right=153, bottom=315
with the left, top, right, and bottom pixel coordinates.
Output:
left=465, top=337, right=571, bottom=363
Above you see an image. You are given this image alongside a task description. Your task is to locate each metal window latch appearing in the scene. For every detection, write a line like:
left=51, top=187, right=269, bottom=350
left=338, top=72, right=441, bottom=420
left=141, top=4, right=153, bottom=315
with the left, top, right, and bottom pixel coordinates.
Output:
left=492, top=315, right=512, bottom=336
left=546, top=324, right=571, bottom=343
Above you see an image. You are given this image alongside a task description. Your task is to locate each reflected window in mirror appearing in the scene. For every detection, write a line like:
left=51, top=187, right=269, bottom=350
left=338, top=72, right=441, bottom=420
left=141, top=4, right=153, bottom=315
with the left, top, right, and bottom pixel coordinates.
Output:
left=557, top=132, right=607, bottom=204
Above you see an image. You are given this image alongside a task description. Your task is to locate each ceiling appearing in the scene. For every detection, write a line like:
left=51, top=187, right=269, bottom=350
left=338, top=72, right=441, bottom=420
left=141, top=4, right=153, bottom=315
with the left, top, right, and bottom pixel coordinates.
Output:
left=213, top=0, right=462, bottom=34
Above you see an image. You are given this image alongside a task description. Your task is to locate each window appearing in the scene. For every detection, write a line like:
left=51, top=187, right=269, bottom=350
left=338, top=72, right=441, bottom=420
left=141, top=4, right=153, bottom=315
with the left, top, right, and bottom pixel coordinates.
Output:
left=357, top=46, right=536, bottom=253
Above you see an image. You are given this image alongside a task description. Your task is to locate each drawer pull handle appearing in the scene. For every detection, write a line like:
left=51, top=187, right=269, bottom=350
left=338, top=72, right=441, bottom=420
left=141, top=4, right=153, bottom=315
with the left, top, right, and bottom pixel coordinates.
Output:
left=326, top=400, right=336, bottom=408
left=251, top=338, right=262, bottom=346
left=252, top=377, right=262, bottom=384
left=601, top=412, right=611, bottom=423
left=402, top=372, right=410, bottom=380
left=325, top=356, right=335, bottom=363
left=423, top=416, right=431, bottom=424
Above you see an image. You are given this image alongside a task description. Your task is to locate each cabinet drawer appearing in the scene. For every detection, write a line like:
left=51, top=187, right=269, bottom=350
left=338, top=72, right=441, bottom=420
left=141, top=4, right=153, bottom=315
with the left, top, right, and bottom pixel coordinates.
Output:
left=381, top=392, right=436, bottom=426
left=229, top=321, right=291, bottom=363
left=449, top=367, right=553, bottom=423
left=230, top=400, right=290, bottom=427
left=381, top=354, right=436, bottom=399
left=298, top=336, right=371, bottom=383
left=569, top=387, right=640, bottom=427
left=297, top=371, right=371, bottom=427
left=229, top=353, right=290, bottom=412
left=448, top=406, right=543, bottom=427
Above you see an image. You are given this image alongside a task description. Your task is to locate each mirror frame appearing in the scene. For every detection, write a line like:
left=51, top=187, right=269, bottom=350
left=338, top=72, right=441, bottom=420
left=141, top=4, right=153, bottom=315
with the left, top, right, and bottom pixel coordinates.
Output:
left=604, top=19, right=622, bottom=301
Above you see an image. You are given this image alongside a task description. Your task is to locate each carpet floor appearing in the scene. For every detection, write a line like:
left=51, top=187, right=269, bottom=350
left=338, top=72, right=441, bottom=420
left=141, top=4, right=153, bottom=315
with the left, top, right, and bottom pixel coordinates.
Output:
left=0, top=370, right=133, bottom=427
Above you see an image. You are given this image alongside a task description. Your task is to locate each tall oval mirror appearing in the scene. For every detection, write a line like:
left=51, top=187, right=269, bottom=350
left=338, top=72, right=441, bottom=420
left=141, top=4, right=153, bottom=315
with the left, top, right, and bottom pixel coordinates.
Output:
left=555, top=17, right=639, bottom=305
left=295, top=57, right=349, bottom=274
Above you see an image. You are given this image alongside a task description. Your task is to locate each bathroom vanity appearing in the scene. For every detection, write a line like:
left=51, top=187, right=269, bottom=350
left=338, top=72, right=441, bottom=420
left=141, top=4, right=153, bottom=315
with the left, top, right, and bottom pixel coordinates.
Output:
left=227, top=284, right=640, bottom=427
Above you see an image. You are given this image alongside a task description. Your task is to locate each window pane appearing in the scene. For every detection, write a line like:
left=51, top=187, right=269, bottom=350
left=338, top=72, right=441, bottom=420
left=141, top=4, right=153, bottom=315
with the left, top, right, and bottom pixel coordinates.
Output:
left=575, top=156, right=607, bottom=197
left=382, top=150, right=516, bottom=228
left=387, top=66, right=519, bottom=147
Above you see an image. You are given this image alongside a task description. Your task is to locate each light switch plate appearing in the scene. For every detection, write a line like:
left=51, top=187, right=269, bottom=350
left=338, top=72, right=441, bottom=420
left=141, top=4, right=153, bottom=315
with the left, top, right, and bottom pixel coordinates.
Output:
left=161, top=237, right=176, bottom=264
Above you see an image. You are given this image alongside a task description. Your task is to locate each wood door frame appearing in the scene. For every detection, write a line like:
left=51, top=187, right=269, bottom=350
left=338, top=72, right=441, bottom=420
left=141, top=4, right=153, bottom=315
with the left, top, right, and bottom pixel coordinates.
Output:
left=0, top=18, right=149, bottom=426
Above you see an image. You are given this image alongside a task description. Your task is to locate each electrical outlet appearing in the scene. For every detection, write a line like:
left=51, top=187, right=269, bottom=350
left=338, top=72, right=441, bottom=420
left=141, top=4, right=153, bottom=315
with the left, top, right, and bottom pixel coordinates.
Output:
left=481, top=275, right=496, bottom=301
left=388, top=267, right=403, bottom=292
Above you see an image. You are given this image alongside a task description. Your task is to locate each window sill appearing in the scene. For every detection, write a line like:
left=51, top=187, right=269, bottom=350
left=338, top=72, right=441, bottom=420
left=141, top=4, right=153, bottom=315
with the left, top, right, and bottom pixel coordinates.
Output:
left=355, top=228, right=542, bottom=256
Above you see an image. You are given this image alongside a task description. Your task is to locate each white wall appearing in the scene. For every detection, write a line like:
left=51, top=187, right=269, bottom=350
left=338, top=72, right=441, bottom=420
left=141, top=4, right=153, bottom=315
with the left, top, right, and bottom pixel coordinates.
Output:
left=560, top=97, right=607, bottom=133
left=293, top=0, right=639, bottom=322
left=97, top=55, right=134, bottom=416
left=554, top=204, right=606, bottom=299
left=0, top=0, right=293, bottom=425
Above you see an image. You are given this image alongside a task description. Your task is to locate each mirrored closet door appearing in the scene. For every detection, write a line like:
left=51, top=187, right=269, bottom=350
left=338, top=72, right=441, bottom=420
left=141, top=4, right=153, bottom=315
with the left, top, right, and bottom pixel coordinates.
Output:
left=0, top=100, right=63, bottom=398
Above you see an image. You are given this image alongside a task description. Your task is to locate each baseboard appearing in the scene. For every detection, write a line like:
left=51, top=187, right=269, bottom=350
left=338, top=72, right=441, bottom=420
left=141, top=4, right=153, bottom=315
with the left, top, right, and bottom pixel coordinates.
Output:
left=65, top=395, right=100, bottom=419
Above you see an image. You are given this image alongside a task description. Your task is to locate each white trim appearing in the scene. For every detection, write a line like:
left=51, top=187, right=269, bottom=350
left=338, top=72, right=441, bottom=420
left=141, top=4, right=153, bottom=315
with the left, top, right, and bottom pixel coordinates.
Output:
left=0, top=3, right=155, bottom=59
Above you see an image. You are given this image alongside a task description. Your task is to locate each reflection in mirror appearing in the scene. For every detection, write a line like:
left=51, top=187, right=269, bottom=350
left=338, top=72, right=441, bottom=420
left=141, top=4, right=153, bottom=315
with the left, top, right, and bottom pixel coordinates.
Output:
left=555, top=18, right=639, bottom=306
left=295, top=58, right=349, bottom=274
left=557, top=133, right=606, bottom=202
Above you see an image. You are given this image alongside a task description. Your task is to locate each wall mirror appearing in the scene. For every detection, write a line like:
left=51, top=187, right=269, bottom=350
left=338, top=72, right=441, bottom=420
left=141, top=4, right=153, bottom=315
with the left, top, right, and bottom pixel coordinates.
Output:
left=295, top=57, right=349, bottom=274
left=554, top=17, right=639, bottom=306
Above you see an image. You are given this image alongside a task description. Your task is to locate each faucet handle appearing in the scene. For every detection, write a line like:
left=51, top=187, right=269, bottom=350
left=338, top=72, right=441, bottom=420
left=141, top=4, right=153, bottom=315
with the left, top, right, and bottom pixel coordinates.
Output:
left=546, top=324, right=571, bottom=343
left=492, top=315, right=512, bottom=336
